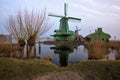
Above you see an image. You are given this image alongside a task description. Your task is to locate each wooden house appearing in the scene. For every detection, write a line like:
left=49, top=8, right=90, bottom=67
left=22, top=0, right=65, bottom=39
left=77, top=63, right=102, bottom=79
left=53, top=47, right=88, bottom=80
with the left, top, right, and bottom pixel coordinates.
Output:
left=85, top=28, right=111, bottom=41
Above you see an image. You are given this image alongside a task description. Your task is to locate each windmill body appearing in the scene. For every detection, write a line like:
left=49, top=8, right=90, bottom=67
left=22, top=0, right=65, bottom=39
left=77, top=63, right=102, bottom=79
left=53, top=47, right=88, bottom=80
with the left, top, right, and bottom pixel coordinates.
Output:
left=75, top=26, right=81, bottom=37
left=49, top=3, right=81, bottom=41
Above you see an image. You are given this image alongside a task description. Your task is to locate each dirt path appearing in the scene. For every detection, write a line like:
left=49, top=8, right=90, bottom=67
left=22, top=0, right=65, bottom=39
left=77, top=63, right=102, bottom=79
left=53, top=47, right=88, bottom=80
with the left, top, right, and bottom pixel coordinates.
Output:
left=32, top=71, right=83, bottom=80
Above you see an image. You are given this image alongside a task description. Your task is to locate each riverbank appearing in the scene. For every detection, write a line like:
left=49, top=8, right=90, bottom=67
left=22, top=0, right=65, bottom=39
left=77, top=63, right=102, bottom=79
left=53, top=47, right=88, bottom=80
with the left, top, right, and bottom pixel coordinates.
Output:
left=0, top=57, right=120, bottom=80
left=42, top=41, right=83, bottom=45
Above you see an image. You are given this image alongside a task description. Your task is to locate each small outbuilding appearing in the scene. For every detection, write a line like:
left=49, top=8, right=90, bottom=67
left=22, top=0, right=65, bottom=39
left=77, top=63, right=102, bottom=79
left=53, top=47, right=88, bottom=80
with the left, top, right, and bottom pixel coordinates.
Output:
left=85, top=28, right=111, bottom=41
left=0, top=34, right=12, bottom=43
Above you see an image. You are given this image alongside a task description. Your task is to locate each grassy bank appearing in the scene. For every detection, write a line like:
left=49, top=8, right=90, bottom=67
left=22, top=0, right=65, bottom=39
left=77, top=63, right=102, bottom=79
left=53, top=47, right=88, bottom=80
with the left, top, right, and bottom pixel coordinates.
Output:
left=66, top=60, right=120, bottom=80
left=0, top=57, right=58, bottom=80
left=0, top=57, right=120, bottom=80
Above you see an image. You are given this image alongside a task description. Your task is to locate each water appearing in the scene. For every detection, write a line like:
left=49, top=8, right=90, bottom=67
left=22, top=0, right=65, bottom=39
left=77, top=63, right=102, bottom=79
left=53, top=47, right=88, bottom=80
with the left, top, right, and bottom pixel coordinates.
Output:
left=35, top=43, right=120, bottom=66
left=0, top=43, right=120, bottom=67
left=36, top=44, right=88, bottom=66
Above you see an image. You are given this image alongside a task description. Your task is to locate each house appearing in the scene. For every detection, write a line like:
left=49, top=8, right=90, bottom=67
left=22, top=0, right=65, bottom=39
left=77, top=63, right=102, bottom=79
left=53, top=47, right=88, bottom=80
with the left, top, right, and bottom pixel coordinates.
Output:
left=84, top=28, right=111, bottom=41
left=0, top=34, right=12, bottom=43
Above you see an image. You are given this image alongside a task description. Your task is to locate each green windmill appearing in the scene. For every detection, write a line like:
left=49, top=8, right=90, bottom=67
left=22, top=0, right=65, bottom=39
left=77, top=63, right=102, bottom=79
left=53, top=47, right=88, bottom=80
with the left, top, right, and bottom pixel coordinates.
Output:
left=49, top=3, right=81, bottom=41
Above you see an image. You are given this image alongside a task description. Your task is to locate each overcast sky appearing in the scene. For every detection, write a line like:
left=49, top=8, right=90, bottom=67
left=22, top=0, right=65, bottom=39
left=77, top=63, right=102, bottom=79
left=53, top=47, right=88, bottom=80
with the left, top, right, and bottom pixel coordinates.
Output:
left=0, top=0, right=120, bottom=40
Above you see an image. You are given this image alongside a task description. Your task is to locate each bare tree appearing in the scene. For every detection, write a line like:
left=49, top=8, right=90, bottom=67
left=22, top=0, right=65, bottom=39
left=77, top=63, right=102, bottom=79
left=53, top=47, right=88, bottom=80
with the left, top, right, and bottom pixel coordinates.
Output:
left=24, top=10, right=51, bottom=58
left=5, top=11, right=26, bottom=58
left=5, top=9, right=51, bottom=58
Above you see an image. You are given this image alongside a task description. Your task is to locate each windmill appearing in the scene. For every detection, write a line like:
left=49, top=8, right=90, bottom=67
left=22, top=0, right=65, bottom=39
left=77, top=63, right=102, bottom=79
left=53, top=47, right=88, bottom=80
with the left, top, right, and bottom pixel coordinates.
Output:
left=75, top=26, right=81, bottom=36
left=49, top=3, right=81, bottom=41
left=75, top=26, right=84, bottom=41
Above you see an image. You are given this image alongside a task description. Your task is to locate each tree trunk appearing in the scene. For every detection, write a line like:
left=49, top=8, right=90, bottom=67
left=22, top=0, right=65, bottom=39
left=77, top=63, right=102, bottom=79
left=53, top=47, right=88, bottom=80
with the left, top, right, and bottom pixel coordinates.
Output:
left=27, top=37, right=36, bottom=58
left=18, top=39, right=25, bottom=58
left=27, top=45, right=35, bottom=58
left=18, top=46, right=24, bottom=58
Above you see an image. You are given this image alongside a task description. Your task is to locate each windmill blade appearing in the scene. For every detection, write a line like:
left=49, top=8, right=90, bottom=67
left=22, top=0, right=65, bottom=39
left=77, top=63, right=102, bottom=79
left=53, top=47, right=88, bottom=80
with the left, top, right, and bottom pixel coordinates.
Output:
left=68, top=17, right=81, bottom=22
left=68, top=17, right=81, bottom=21
left=64, top=3, right=68, bottom=17
left=48, top=13, right=64, bottom=18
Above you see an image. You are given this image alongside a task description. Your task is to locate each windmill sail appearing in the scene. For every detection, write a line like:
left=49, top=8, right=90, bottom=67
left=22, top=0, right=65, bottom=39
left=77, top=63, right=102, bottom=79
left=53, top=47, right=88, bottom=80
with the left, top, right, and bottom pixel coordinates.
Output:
left=48, top=13, right=63, bottom=18
left=68, top=17, right=81, bottom=22
left=68, top=17, right=81, bottom=21
left=64, top=3, right=68, bottom=17
left=48, top=3, right=82, bottom=41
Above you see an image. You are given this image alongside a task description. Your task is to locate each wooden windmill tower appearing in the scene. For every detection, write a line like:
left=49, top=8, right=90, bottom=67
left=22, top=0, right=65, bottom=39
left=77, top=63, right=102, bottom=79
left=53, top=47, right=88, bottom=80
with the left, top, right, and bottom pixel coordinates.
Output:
left=75, top=26, right=81, bottom=37
left=49, top=3, right=81, bottom=41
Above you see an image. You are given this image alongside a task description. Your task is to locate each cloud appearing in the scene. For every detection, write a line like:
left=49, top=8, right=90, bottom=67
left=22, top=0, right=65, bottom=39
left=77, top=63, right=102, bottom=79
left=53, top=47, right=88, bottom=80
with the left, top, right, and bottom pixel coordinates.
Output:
left=111, top=5, right=120, bottom=10
left=80, top=0, right=107, bottom=8
left=71, top=0, right=120, bottom=18
left=71, top=3, right=103, bottom=16
left=108, top=13, right=119, bottom=17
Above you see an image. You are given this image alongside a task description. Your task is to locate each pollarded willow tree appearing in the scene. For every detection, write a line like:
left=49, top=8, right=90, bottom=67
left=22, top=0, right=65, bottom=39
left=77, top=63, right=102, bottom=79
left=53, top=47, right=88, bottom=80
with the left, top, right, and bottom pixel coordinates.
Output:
left=24, top=10, right=51, bottom=58
left=5, top=9, right=51, bottom=58
left=5, top=12, right=26, bottom=58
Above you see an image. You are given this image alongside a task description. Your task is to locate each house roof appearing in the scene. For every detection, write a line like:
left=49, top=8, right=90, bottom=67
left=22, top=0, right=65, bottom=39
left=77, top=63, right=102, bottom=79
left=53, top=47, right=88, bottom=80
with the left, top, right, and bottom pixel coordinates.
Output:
left=84, top=28, right=111, bottom=39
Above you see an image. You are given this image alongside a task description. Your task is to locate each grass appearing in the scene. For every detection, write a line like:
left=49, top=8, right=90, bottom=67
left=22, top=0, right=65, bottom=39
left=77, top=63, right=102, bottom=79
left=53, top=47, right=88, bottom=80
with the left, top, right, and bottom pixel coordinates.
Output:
left=108, top=40, right=120, bottom=49
left=0, top=43, right=18, bottom=57
left=0, top=57, right=120, bottom=80
left=84, top=40, right=108, bottom=59
left=84, top=40, right=120, bottom=48
left=87, top=47, right=109, bottom=59
left=0, top=40, right=120, bottom=80
left=0, top=57, right=58, bottom=80
left=84, top=40, right=120, bottom=59
left=66, top=60, right=120, bottom=80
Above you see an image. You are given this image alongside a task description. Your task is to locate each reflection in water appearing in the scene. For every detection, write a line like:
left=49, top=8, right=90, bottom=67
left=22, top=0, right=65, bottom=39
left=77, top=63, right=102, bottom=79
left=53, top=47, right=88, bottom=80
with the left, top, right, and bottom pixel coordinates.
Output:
left=84, top=40, right=120, bottom=60
left=105, top=48, right=120, bottom=60
left=51, top=45, right=74, bottom=67
left=1, top=42, right=120, bottom=66
left=86, top=45, right=120, bottom=60
left=107, top=49, right=117, bottom=60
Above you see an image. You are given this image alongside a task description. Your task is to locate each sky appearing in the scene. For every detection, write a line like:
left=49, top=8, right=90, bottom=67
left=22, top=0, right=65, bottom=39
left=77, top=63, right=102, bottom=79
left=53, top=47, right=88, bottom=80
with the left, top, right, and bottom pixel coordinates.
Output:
left=0, top=0, right=120, bottom=40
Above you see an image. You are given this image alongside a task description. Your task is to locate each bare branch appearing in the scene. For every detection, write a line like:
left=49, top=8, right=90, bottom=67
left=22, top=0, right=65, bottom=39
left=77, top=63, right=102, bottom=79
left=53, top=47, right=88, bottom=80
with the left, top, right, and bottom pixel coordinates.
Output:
left=5, top=9, right=52, bottom=43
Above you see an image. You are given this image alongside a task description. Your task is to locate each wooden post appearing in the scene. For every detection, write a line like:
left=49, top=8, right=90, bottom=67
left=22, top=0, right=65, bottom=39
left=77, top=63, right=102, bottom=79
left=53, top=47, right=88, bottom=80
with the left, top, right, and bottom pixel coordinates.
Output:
left=39, top=41, right=41, bottom=54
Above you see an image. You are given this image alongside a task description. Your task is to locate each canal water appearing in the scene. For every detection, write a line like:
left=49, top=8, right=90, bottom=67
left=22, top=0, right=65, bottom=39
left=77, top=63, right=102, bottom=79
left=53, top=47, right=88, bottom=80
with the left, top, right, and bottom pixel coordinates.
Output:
left=35, top=43, right=119, bottom=66
left=0, top=43, right=119, bottom=67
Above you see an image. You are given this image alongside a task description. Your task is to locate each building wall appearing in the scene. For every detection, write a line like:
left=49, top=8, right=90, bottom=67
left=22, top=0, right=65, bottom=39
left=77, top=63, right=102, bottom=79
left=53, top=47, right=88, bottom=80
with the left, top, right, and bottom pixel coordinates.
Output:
left=0, top=35, right=12, bottom=43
